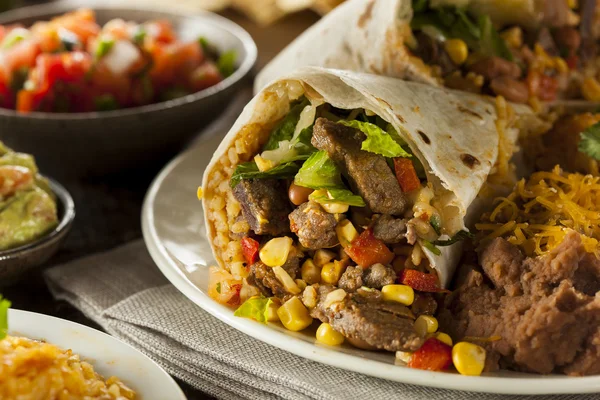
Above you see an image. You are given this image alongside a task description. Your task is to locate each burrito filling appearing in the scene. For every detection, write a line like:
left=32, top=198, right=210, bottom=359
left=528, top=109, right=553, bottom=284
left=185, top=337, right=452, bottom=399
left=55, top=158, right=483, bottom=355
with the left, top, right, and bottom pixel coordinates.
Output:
left=207, top=96, right=473, bottom=352
left=408, top=0, right=598, bottom=104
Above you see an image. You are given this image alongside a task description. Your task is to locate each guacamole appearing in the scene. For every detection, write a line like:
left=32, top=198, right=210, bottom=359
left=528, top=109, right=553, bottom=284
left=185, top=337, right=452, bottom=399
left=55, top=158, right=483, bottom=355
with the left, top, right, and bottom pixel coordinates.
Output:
left=0, top=142, right=58, bottom=251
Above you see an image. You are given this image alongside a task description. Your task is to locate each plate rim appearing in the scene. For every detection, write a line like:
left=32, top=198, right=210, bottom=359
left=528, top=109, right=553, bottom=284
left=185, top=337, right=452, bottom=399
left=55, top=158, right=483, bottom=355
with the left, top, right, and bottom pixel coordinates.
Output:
left=7, top=308, right=187, bottom=400
left=141, top=144, right=600, bottom=396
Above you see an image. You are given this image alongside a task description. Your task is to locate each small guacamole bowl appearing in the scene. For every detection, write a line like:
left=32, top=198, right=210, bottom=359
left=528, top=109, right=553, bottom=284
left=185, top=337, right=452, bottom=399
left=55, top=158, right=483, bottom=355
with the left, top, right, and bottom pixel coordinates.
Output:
left=0, top=178, right=75, bottom=286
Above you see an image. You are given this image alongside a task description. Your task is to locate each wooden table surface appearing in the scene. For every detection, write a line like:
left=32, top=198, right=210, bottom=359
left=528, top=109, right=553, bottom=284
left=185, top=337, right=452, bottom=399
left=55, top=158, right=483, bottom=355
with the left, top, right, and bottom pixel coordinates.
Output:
left=3, top=8, right=318, bottom=400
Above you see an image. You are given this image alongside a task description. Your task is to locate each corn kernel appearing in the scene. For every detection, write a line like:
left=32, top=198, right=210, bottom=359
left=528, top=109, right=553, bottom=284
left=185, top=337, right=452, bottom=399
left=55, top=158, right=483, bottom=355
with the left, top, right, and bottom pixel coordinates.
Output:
left=381, top=284, right=414, bottom=306
left=314, top=249, right=336, bottom=267
left=316, top=323, right=345, bottom=345
left=430, top=332, right=453, bottom=347
left=567, top=0, right=578, bottom=8
left=277, top=296, right=313, bottom=331
left=414, top=315, right=438, bottom=336
left=395, top=351, right=412, bottom=364
left=582, top=77, right=600, bottom=102
left=554, top=57, right=569, bottom=74
left=272, top=266, right=301, bottom=294
left=196, top=186, right=203, bottom=200
left=259, top=237, right=293, bottom=267
left=336, top=219, right=359, bottom=247
left=321, top=201, right=349, bottom=214
left=265, top=298, right=280, bottom=322
left=500, top=27, right=523, bottom=48
left=452, top=342, right=486, bottom=376
left=254, top=155, right=276, bottom=172
left=301, top=259, right=321, bottom=284
left=321, top=260, right=346, bottom=285
left=444, top=39, right=468, bottom=65
left=295, top=279, right=307, bottom=291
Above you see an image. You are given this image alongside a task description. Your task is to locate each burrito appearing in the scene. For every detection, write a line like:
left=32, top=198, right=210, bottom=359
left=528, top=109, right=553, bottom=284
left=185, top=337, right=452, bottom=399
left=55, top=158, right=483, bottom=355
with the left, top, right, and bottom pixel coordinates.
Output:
left=256, top=0, right=598, bottom=105
left=201, top=67, right=524, bottom=352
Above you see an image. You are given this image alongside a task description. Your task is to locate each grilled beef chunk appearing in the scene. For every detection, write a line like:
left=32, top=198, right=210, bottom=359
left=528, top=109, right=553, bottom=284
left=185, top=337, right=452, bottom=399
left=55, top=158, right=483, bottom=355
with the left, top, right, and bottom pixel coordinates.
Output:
left=289, top=202, right=339, bottom=249
left=281, top=246, right=304, bottom=278
left=247, top=262, right=290, bottom=299
left=233, top=179, right=292, bottom=236
left=339, top=264, right=396, bottom=292
left=372, top=214, right=407, bottom=244
left=310, top=285, right=423, bottom=352
left=411, top=293, right=438, bottom=316
left=311, top=118, right=407, bottom=215
left=338, top=265, right=364, bottom=292
left=363, top=263, right=397, bottom=288
left=438, top=232, right=600, bottom=375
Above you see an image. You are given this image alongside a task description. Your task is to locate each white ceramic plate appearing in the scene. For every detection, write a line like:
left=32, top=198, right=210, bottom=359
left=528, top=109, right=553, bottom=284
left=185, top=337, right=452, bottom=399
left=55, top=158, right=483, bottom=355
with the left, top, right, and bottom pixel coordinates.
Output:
left=7, top=309, right=186, bottom=399
left=142, top=137, right=600, bottom=395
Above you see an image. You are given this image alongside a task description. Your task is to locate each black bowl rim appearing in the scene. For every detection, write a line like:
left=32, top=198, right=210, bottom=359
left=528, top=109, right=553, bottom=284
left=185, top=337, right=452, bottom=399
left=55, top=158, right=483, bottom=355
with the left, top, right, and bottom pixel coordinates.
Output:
left=0, top=177, right=76, bottom=260
left=0, top=0, right=257, bottom=120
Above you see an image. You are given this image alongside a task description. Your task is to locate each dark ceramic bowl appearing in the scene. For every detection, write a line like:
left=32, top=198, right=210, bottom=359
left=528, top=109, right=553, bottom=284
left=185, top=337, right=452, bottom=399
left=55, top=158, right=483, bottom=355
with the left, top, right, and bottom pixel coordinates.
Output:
left=0, top=178, right=75, bottom=286
left=0, top=0, right=257, bottom=178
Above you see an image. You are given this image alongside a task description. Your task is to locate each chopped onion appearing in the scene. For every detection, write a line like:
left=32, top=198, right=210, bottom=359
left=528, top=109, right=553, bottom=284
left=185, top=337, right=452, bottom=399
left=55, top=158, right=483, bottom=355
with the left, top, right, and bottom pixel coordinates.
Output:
left=102, top=40, right=141, bottom=75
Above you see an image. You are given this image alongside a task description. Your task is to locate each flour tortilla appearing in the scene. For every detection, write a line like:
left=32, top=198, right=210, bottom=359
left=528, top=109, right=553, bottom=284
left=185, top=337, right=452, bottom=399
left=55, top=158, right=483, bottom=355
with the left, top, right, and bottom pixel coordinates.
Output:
left=203, top=67, right=517, bottom=287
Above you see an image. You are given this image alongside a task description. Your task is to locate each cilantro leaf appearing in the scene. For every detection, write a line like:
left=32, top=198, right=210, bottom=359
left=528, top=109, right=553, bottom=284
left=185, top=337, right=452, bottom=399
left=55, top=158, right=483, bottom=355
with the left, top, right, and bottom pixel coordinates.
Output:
left=95, top=37, right=115, bottom=59
left=230, top=161, right=300, bottom=188
left=579, top=122, right=600, bottom=160
left=430, top=215, right=442, bottom=236
left=0, top=295, right=10, bottom=340
left=433, top=230, right=474, bottom=246
left=338, top=120, right=411, bottom=158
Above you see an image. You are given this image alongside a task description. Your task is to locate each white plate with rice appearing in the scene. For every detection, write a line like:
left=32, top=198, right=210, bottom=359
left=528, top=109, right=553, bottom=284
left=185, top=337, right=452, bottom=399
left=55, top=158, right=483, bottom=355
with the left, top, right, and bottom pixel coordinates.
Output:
left=141, top=135, right=600, bottom=395
left=5, top=309, right=186, bottom=399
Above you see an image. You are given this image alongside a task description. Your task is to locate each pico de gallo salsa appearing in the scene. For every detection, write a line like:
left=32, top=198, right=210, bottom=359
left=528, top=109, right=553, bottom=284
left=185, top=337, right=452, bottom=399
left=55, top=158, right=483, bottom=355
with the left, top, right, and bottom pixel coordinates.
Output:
left=0, top=9, right=236, bottom=113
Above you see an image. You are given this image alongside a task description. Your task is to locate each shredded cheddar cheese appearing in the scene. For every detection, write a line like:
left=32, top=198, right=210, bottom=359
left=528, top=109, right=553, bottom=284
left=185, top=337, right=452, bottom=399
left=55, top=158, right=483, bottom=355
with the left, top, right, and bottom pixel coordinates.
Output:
left=476, top=166, right=600, bottom=257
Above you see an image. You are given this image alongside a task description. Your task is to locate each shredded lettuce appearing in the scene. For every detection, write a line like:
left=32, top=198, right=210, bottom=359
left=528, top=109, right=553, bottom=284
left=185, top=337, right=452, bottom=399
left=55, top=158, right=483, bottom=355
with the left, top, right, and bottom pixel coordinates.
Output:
left=263, top=98, right=310, bottom=151
left=309, top=188, right=366, bottom=207
left=579, top=122, right=600, bottom=160
left=230, top=161, right=300, bottom=188
left=294, top=150, right=343, bottom=189
left=477, top=15, right=513, bottom=61
left=338, top=120, right=411, bottom=158
left=0, top=295, right=10, bottom=340
left=234, top=296, right=270, bottom=323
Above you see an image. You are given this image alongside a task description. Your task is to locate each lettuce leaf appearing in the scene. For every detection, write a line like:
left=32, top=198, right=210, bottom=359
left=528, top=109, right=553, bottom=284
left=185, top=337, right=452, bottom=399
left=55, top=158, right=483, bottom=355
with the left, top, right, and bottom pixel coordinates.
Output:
left=294, top=150, right=343, bottom=189
left=579, top=122, right=600, bottom=160
left=338, top=120, right=411, bottom=158
left=230, top=161, right=300, bottom=188
left=263, top=98, right=310, bottom=151
left=0, top=295, right=10, bottom=340
left=478, top=15, right=513, bottom=61
left=234, top=296, right=270, bottom=323
left=309, top=188, right=366, bottom=207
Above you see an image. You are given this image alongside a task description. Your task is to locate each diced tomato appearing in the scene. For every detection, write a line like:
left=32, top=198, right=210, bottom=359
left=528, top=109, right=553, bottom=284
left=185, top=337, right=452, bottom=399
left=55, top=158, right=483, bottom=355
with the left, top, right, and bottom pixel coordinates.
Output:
left=48, top=9, right=100, bottom=45
left=0, top=165, right=34, bottom=196
left=0, top=38, right=41, bottom=78
left=398, top=269, right=447, bottom=293
left=241, top=236, right=260, bottom=266
left=208, top=266, right=243, bottom=308
left=145, top=20, right=176, bottom=43
left=346, top=229, right=394, bottom=268
left=537, top=74, right=558, bottom=101
left=394, top=158, right=421, bottom=193
left=226, top=283, right=243, bottom=307
left=408, top=338, right=453, bottom=371
left=189, top=62, right=223, bottom=92
left=566, top=54, right=579, bottom=70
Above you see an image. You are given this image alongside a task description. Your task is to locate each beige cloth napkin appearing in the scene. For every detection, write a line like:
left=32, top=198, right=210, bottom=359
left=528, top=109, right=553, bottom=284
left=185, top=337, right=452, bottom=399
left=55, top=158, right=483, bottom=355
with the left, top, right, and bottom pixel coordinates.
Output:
left=44, top=241, right=596, bottom=400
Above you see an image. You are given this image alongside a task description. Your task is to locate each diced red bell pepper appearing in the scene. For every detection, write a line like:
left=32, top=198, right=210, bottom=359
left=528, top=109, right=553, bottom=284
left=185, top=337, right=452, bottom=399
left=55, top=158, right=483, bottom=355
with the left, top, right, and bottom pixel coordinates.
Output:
left=241, top=236, right=260, bottom=266
left=394, top=158, right=420, bottom=193
left=408, top=338, right=453, bottom=371
left=346, top=229, right=394, bottom=268
left=566, top=54, right=579, bottom=70
left=398, top=269, right=448, bottom=293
